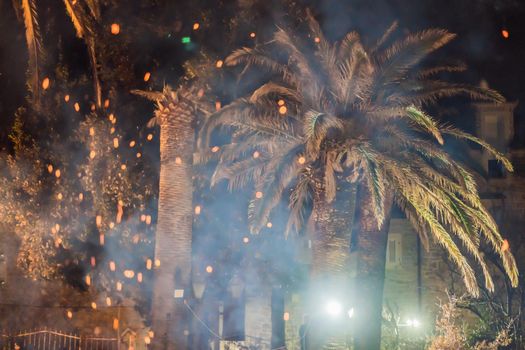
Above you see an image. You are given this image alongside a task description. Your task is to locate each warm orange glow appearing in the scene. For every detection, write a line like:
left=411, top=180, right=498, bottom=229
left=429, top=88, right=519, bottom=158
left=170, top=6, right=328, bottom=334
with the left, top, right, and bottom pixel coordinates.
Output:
left=502, top=29, right=510, bottom=39
left=74, top=102, right=80, bottom=112
left=116, top=281, right=122, bottom=291
left=90, top=104, right=96, bottom=111
left=110, top=23, right=120, bottom=35
left=99, top=233, right=105, bottom=245
left=96, top=215, right=102, bottom=227
left=216, top=60, right=224, bottom=68
left=91, top=302, right=97, bottom=310
left=121, top=164, right=126, bottom=170
left=255, top=191, right=263, bottom=199
left=198, top=89, right=205, bottom=98
left=85, top=275, right=91, bottom=286
left=144, top=336, right=151, bottom=345
left=55, top=169, right=61, bottom=178
left=297, top=156, right=306, bottom=165
left=89, top=127, right=95, bottom=136
left=113, top=138, right=119, bottom=148
left=502, top=239, right=510, bottom=251
left=106, top=297, right=112, bottom=306
left=266, top=222, right=272, bottom=228
left=109, top=113, right=115, bottom=121
left=136, top=152, right=142, bottom=158
left=279, top=106, right=287, bottom=115
left=110, top=127, right=115, bottom=134
left=47, top=164, right=53, bottom=173
left=253, top=151, right=260, bottom=159
left=148, top=331, right=154, bottom=338
left=104, top=99, right=110, bottom=108
left=277, top=99, right=285, bottom=106
left=206, top=265, right=213, bottom=273
left=194, top=205, right=201, bottom=215
left=129, top=140, right=136, bottom=147
left=283, top=312, right=290, bottom=321
left=90, top=256, right=96, bottom=267
left=113, top=318, right=119, bottom=330
left=314, top=36, right=320, bottom=43
left=193, top=22, right=200, bottom=30
left=64, top=94, right=70, bottom=102
left=89, top=150, right=96, bottom=159
left=67, top=310, right=73, bottom=319
left=175, top=157, right=182, bottom=164
left=140, top=214, right=146, bottom=222
left=109, top=261, right=116, bottom=271
left=109, top=222, right=115, bottom=229
left=42, top=77, right=50, bottom=90
left=78, top=193, right=84, bottom=201
left=250, top=32, right=256, bottom=38
left=243, top=236, right=250, bottom=244
left=146, top=215, right=152, bottom=225
left=124, top=270, right=135, bottom=279
left=215, top=101, right=222, bottom=111
left=146, top=259, right=152, bottom=270
left=137, top=272, right=143, bottom=283
left=57, top=193, right=63, bottom=200
left=155, top=259, right=161, bottom=267
left=211, top=146, right=220, bottom=153
left=144, top=72, right=151, bottom=82
left=147, top=133, right=153, bottom=141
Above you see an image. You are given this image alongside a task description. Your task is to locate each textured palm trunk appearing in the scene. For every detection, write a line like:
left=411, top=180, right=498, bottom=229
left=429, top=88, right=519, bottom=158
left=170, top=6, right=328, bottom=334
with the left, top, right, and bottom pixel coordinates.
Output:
left=151, top=92, right=195, bottom=350
left=307, top=182, right=356, bottom=350
left=350, top=182, right=393, bottom=350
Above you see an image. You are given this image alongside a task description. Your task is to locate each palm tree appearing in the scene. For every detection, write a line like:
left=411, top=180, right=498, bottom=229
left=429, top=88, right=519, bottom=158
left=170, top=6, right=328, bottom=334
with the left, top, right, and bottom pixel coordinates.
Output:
left=198, top=11, right=519, bottom=350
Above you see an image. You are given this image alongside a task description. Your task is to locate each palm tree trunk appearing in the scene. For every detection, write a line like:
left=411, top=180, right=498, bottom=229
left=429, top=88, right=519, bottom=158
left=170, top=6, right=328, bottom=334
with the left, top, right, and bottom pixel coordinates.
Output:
left=151, top=93, right=194, bottom=350
left=307, top=181, right=356, bottom=349
left=350, top=182, right=393, bottom=350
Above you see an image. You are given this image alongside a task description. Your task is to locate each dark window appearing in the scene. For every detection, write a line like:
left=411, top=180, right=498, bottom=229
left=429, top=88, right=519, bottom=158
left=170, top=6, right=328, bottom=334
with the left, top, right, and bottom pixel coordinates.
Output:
left=488, top=159, right=504, bottom=178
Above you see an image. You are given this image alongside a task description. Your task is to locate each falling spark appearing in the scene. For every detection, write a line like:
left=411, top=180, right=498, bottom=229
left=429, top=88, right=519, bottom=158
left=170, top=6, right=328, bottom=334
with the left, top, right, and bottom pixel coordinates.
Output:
left=64, top=94, right=70, bottom=102
left=42, top=77, right=50, bottom=90
left=211, top=146, right=220, bottom=153
left=502, top=29, right=510, bottom=39
left=124, top=270, right=135, bottom=279
left=104, top=99, right=110, bottom=108
left=144, top=337, right=151, bottom=345
left=89, top=127, right=95, bottom=136
left=502, top=239, right=510, bottom=251
left=113, top=318, right=119, bottom=330
left=147, top=134, right=153, bottom=141
left=110, top=23, right=120, bottom=35
left=110, top=127, right=115, bottom=134
left=175, top=157, right=182, bottom=164
left=96, top=215, right=102, bottom=227
left=91, top=302, right=97, bottom=310
left=140, top=214, right=146, bottom=222
left=146, top=215, right=152, bottom=225
left=67, top=310, right=73, bottom=319
left=91, top=104, right=96, bottom=111
left=116, top=281, right=122, bottom=291
left=146, top=259, right=153, bottom=270
left=255, top=191, right=263, bottom=199
left=57, top=193, right=63, bottom=200
left=113, top=138, right=119, bottom=148
left=253, top=151, right=260, bottom=159
left=55, top=169, right=61, bottom=178
left=198, top=89, right=205, bottom=98
left=215, top=101, right=222, bottom=111
left=314, top=36, right=320, bottom=43
left=243, top=236, right=250, bottom=244
left=206, top=265, right=213, bottom=273
left=74, top=102, right=80, bottom=112
left=266, top=222, right=273, bottom=228
left=297, top=156, right=306, bottom=165
left=99, top=233, right=105, bottom=245
left=193, top=22, right=200, bottom=30
left=106, top=297, right=112, bottom=306
left=136, top=152, right=142, bottom=158
left=137, top=272, right=143, bottom=283
left=277, top=99, right=285, bottom=106
left=250, top=32, right=256, bottom=38
left=109, top=222, right=115, bottom=229
left=90, top=256, right=96, bottom=267
left=279, top=106, right=287, bottom=115
left=283, top=312, right=290, bottom=321
left=121, top=164, right=126, bottom=170
left=216, top=60, right=224, bottom=68
left=47, top=164, right=53, bottom=173
left=155, top=259, right=161, bottom=267
left=78, top=193, right=84, bottom=201
left=85, top=275, right=91, bottom=286
left=148, top=331, right=154, bottom=338
left=109, top=261, right=116, bottom=271
left=194, top=205, right=201, bottom=215
left=89, top=150, right=96, bottom=159
left=144, top=72, right=151, bottom=82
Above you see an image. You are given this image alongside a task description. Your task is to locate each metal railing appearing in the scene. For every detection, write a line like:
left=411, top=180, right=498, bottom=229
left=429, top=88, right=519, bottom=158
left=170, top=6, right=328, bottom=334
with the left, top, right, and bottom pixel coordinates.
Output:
left=0, top=329, right=118, bottom=350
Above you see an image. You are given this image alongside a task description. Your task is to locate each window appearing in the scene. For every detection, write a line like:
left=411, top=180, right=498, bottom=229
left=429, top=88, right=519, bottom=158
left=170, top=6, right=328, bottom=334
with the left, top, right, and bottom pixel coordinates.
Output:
left=386, top=233, right=402, bottom=268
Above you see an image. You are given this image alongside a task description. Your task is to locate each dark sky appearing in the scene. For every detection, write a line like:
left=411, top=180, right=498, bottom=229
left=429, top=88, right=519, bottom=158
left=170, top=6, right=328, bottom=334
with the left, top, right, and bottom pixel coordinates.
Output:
left=1, top=0, right=525, bottom=144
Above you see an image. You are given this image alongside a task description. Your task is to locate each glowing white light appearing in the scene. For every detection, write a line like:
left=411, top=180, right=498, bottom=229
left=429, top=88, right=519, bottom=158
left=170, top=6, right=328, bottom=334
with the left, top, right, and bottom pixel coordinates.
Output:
left=412, top=319, right=420, bottom=328
left=325, top=300, right=342, bottom=317
left=406, top=319, right=413, bottom=327
left=347, top=308, right=354, bottom=319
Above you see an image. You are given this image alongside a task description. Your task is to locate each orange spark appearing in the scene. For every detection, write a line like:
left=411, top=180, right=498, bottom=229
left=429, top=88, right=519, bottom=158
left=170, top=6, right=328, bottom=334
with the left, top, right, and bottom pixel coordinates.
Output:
left=42, top=77, right=50, bottom=90
left=64, top=94, right=70, bottom=102
left=255, top=191, right=263, bottom=199
left=216, top=60, right=224, bottom=68
left=206, top=265, right=213, bottom=273
left=502, top=29, right=510, bottom=39
left=74, top=102, right=80, bottom=112
left=193, top=22, right=200, bottom=30
left=144, top=72, right=151, bottom=82
left=110, top=23, right=120, bottom=35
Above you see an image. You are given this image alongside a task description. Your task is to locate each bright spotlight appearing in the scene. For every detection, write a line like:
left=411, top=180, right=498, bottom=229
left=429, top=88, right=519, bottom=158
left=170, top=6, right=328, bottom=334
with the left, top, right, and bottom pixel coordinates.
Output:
left=412, top=319, right=421, bottom=328
left=347, top=308, right=354, bottom=319
left=406, top=319, right=413, bottom=327
left=325, top=300, right=343, bottom=317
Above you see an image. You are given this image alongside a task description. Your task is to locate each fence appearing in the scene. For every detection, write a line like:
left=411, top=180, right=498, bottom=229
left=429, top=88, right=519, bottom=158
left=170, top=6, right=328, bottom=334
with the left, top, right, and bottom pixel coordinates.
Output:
left=0, top=329, right=118, bottom=350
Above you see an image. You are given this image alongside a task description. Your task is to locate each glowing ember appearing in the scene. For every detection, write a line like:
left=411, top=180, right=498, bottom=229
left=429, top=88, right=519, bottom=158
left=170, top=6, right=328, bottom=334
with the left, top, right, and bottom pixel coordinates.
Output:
left=110, top=127, right=115, bottom=134
left=55, top=169, right=61, bottom=178
left=175, top=157, right=182, bottom=164
left=85, top=275, right=91, bottom=286
left=144, top=337, right=151, bottom=345
left=57, top=193, right=63, bottom=200
left=255, top=191, right=263, bottom=199
left=250, top=32, right=256, bottom=38
left=113, top=318, right=119, bottom=330
left=106, top=297, right=112, bottom=306
left=89, top=127, right=95, bottom=136
left=147, top=133, right=153, bottom=141
left=96, top=215, right=102, bottom=227
left=109, top=261, right=116, bottom=271
left=297, top=156, right=306, bottom=164
left=146, top=259, right=152, bottom=270
left=78, top=193, right=84, bottom=201
left=136, top=152, right=142, bottom=158
left=253, top=151, right=260, bottom=159
left=216, top=60, right=224, bottom=68
left=67, top=310, right=73, bottom=319
left=110, top=23, right=120, bottom=35
left=144, top=72, right=151, bottom=82
left=283, top=312, right=290, bottom=321
left=109, top=222, right=115, bottom=229
left=146, top=215, right=152, bottom=225
left=206, top=265, right=213, bottom=273
left=137, top=272, right=143, bottom=283
left=502, top=29, right=510, bottom=39
left=155, top=259, right=161, bottom=267
left=47, top=164, right=53, bottom=173
left=266, top=222, right=272, bottom=228
left=314, top=36, right=320, bottom=43
left=90, top=104, right=96, bottom=111
left=90, top=256, right=96, bottom=267
left=104, top=99, right=110, bottom=108
left=148, top=331, right=154, bottom=338
left=243, top=236, right=250, bottom=244
left=74, top=102, right=80, bottom=112
left=64, top=94, right=70, bottom=102
left=193, top=22, right=200, bottom=30
left=277, top=99, right=285, bottom=106
left=502, top=239, right=510, bottom=251
left=211, top=146, right=220, bottom=153
left=121, top=164, right=126, bottom=170
left=113, top=138, right=119, bottom=148
left=42, top=77, right=50, bottom=90
left=129, top=140, right=136, bottom=147
left=116, top=281, right=122, bottom=291
left=140, top=214, right=146, bottom=222
left=91, top=302, right=97, bottom=310
left=279, top=106, right=287, bottom=115
left=124, top=270, right=135, bottom=279
left=194, top=205, right=201, bottom=215
left=89, top=150, right=96, bottom=159
left=215, top=101, right=222, bottom=110
left=99, top=233, right=105, bottom=245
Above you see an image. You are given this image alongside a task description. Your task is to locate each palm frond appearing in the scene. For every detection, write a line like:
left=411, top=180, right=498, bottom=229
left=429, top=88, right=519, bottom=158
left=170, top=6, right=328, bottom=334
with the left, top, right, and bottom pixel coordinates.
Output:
left=285, top=173, right=313, bottom=236
left=370, top=21, right=398, bottom=54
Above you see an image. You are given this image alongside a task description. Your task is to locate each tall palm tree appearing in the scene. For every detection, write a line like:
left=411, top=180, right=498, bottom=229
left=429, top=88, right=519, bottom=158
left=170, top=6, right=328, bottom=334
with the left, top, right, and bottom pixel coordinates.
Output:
left=198, top=11, right=519, bottom=350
